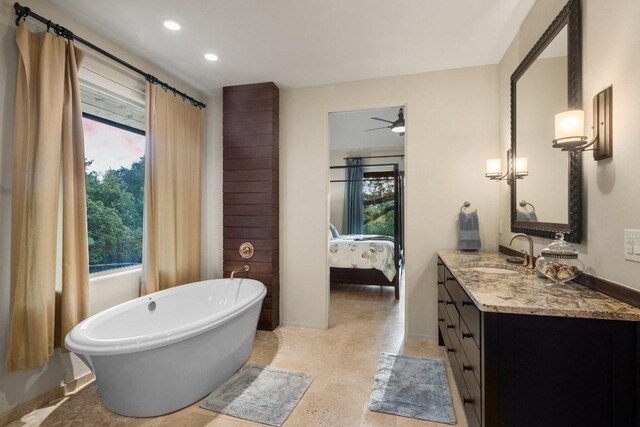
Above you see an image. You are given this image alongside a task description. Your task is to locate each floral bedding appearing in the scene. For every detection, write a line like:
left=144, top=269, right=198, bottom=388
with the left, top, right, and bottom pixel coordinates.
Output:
left=329, top=238, right=397, bottom=281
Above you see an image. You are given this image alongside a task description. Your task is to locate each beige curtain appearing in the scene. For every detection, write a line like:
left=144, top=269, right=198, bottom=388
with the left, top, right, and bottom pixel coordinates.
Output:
left=143, top=84, right=202, bottom=294
left=7, top=24, right=89, bottom=372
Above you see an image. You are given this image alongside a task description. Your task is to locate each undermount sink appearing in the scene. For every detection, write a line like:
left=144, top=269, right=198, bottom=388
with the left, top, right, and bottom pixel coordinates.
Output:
left=464, top=263, right=520, bottom=275
left=470, top=266, right=519, bottom=275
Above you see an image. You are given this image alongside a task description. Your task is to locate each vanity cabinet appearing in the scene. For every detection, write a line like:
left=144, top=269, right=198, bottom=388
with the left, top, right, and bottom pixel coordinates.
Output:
left=437, top=256, right=640, bottom=427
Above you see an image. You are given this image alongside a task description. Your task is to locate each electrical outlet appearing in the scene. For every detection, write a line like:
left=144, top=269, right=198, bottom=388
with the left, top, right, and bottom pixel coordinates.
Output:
left=624, top=229, right=640, bottom=262
left=498, top=219, right=503, bottom=234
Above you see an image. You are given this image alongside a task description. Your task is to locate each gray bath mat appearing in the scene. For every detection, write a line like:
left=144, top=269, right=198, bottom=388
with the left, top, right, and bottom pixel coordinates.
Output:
left=200, top=363, right=314, bottom=426
left=368, top=353, right=456, bottom=424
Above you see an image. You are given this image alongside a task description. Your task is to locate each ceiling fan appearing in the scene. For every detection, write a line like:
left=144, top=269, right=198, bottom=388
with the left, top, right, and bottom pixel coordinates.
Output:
left=366, top=107, right=405, bottom=136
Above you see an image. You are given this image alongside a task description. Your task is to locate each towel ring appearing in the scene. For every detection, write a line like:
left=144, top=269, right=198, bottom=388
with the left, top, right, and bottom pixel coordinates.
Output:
left=519, top=200, right=536, bottom=212
left=460, top=201, right=471, bottom=213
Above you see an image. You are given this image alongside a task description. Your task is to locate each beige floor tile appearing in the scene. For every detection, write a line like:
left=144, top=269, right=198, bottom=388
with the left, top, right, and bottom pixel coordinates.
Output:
left=10, top=283, right=468, bottom=427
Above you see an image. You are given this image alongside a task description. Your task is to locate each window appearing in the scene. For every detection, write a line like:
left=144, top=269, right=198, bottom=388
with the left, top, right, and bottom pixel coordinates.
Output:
left=83, top=117, right=145, bottom=273
left=363, top=171, right=395, bottom=236
left=78, top=53, right=146, bottom=274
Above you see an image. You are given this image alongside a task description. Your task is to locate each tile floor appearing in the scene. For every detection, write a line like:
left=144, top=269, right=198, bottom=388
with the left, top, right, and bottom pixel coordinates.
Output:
left=8, top=284, right=468, bottom=427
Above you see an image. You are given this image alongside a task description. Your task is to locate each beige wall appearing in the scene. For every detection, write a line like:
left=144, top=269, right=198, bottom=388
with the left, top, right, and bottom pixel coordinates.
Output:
left=0, top=0, right=205, bottom=414
left=498, top=0, right=640, bottom=291
left=280, top=66, right=500, bottom=335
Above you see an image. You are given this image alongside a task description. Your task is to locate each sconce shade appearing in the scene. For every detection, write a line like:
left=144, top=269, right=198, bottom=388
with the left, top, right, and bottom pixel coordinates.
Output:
left=554, top=110, right=586, bottom=148
left=485, top=158, right=502, bottom=178
left=515, top=157, right=528, bottom=176
left=551, top=87, right=613, bottom=159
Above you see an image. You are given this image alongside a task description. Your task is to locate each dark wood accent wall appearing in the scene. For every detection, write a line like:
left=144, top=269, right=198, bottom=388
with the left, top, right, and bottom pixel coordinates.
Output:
left=223, top=82, right=279, bottom=331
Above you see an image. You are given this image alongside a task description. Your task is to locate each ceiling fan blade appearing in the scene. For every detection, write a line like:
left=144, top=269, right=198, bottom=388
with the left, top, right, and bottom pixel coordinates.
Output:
left=370, top=117, right=395, bottom=124
left=365, top=126, right=390, bottom=131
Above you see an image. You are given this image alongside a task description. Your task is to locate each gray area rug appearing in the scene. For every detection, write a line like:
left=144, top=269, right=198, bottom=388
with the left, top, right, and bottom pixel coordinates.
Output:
left=200, top=363, right=314, bottom=426
left=368, top=353, right=456, bottom=424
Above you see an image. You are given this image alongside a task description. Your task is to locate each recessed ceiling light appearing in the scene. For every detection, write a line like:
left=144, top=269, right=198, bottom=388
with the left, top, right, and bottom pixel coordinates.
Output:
left=163, top=20, right=181, bottom=31
left=204, top=53, right=219, bottom=61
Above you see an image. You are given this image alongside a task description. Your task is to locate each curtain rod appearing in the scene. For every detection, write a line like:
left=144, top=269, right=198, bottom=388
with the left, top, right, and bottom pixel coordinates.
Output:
left=343, top=155, right=404, bottom=160
left=13, top=2, right=206, bottom=109
left=330, top=163, right=399, bottom=169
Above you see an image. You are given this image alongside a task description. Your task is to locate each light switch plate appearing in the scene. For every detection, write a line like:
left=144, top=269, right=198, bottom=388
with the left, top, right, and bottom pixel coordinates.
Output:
left=624, top=229, right=640, bottom=262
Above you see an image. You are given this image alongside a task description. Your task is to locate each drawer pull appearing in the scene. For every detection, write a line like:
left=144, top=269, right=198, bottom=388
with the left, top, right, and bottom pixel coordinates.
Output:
left=462, top=364, right=472, bottom=372
left=463, top=397, right=473, bottom=405
left=438, top=299, right=444, bottom=304
left=446, top=324, right=455, bottom=329
left=438, top=318, right=445, bottom=322
left=445, top=301, right=454, bottom=305
left=446, top=347, right=455, bottom=353
left=462, top=332, right=473, bottom=339
left=437, top=281, right=444, bottom=285
left=462, top=300, right=474, bottom=306
left=446, top=277, right=456, bottom=282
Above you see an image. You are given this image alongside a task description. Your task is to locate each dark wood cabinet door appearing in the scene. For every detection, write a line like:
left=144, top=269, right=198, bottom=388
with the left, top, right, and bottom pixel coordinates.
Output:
left=484, top=313, right=639, bottom=427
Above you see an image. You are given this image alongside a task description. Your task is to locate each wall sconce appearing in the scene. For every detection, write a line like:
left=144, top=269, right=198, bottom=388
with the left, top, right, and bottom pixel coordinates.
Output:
left=485, top=149, right=527, bottom=184
left=552, top=86, right=612, bottom=160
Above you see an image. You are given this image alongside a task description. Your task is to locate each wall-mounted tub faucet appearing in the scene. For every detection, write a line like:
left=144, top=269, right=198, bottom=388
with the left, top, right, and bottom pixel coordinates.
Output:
left=230, top=265, right=250, bottom=280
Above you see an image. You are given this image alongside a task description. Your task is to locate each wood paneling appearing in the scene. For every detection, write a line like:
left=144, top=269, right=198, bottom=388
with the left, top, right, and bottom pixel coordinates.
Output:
left=223, top=82, right=279, bottom=331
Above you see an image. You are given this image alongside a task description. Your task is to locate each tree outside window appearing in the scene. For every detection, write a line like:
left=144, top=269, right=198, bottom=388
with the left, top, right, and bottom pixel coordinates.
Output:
left=83, top=117, right=145, bottom=273
left=363, top=171, right=395, bottom=236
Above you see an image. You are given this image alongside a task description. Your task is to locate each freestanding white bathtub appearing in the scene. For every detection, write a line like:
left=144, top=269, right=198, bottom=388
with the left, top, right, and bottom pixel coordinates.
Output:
left=65, top=278, right=266, bottom=417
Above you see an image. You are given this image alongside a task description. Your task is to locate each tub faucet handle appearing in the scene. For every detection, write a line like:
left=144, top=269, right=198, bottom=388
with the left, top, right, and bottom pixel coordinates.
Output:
left=239, top=242, right=254, bottom=259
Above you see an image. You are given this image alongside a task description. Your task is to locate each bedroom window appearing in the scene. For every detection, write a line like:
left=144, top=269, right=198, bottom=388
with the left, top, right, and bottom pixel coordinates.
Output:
left=79, top=54, right=146, bottom=274
left=363, top=171, right=395, bottom=236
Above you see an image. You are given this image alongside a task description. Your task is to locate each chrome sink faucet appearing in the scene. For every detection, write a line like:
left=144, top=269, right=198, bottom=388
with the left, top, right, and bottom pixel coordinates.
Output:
left=509, top=233, right=535, bottom=270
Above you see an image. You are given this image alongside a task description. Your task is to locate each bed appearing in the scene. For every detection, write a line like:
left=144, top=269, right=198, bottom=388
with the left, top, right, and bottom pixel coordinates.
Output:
left=329, top=234, right=401, bottom=299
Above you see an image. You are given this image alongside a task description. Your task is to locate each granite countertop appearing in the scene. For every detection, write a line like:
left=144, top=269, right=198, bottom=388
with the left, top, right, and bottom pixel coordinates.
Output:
left=438, top=250, right=640, bottom=322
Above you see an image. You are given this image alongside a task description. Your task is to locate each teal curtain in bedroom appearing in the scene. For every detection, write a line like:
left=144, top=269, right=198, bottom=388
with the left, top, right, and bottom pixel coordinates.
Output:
left=343, top=158, right=364, bottom=234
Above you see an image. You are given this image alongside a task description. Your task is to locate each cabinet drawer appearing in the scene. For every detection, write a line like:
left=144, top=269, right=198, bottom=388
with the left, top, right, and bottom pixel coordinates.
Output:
left=438, top=305, right=452, bottom=350
left=459, top=348, right=482, bottom=423
left=444, top=270, right=460, bottom=304
left=462, top=367, right=482, bottom=427
left=459, top=296, right=481, bottom=348
left=445, top=271, right=481, bottom=348
left=448, top=347, right=480, bottom=427
left=460, top=319, right=481, bottom=385
left=437, top=258, right=445, bottom=284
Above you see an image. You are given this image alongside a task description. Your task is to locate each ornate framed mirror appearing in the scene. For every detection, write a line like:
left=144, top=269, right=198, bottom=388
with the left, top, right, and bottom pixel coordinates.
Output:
left=510, top=0, right=582, bottom=242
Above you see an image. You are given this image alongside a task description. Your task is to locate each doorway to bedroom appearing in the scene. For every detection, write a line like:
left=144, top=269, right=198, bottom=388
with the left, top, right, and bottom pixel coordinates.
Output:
left=328, top=106, right=405, bottom=329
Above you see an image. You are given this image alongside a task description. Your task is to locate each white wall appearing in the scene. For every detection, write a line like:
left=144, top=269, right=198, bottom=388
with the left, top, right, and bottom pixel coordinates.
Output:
left=498, top=0, right=640, bottom=291
left=0, top=0, right=204, bottom=414
left=280, top=66, right=500, bottom=337
left=329, top=147, right=405, bottom=233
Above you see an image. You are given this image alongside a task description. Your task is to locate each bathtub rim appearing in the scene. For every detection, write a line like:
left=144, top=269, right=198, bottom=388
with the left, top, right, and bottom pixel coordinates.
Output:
left=65, top=278, right=266, bottom=356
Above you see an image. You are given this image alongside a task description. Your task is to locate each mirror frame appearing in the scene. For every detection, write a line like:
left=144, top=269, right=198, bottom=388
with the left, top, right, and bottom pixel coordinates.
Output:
left=510, top=0, right=582, bottom=243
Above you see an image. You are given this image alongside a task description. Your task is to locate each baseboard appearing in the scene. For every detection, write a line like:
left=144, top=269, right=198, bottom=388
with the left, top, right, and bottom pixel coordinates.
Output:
left=405, top=333, right=438, bottom=342
left=279, top=321, right=328, bottom=329
left=0, top=372, right=94, bottom=426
